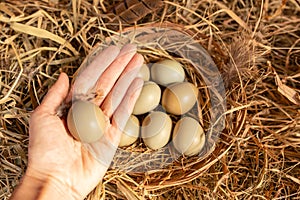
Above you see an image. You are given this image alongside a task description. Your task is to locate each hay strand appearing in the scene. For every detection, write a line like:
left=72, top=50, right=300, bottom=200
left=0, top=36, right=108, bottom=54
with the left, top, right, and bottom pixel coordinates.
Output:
left=1, top=0, right=299, bottom=199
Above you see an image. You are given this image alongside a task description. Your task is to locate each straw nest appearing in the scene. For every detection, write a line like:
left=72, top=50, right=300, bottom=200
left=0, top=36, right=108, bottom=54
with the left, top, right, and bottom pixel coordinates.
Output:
left=1, top=0, right=300, bottom=199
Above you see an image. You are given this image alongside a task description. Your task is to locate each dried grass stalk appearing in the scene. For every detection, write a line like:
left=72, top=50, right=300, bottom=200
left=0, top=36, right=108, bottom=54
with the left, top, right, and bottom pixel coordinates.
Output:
left=0, top=0, right=299, bottom=199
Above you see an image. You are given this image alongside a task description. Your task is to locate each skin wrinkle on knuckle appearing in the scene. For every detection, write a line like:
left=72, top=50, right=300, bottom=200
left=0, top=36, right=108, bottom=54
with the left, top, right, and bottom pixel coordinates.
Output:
left=49, top=83, right=65, bottom=98
left=111, top=58, right=125, bottom=67
left=30, top=108, right=46, bottom=122
left=100, top=81, right=113, bottom=94
left=112, top=87, right=126, bottom=100
left=130, top=90, right=140, bottom=102
left=114, top=110, right=130, bottom=130
left=108, top=124, right=122, bottom=144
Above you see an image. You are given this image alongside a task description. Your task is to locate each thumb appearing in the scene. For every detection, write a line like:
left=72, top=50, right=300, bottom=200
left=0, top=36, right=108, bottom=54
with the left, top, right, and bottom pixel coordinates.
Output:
left=40, top=73, right=69, bottom=114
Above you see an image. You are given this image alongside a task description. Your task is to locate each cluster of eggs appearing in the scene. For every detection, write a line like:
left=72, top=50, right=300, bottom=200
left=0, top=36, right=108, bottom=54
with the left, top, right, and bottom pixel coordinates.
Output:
left=67, top=59, right=206, bottom=157
left=119, top=59, right=206, bottom=156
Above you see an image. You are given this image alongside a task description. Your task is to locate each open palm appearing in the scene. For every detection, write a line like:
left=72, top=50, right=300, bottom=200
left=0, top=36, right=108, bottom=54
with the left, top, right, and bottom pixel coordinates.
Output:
left=26, top=44, right=144, bottom=199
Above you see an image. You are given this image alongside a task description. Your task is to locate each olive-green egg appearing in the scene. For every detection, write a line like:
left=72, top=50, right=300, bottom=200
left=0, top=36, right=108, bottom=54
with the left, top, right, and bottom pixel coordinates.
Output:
left=151, top=59, right=185, bottom=86
left=141, top=111, right=172, bottom=150
left=119, top=115, right=140, bottom=147
left=172, top=117, right=205, bottom=156
left=67, top=100, right=106, bottom=143
left=133, top=81, right=161, bottom=115
left=137, top=64, right=150, bottom=81
left=162, top=82, right=199, bottom=115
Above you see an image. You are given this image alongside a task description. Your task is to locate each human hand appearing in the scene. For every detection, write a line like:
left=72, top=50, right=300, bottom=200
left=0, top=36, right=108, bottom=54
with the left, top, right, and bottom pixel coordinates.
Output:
left=11, top=44, right=144, bottom=200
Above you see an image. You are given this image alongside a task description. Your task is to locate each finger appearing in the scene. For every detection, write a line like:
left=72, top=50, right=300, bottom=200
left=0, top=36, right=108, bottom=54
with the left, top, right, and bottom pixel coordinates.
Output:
left=93, top=44, right=137, bottom=105
left=101, top=53, right=144, bottom=117
left=84, top=79, right=143, bottom=168
left=67, top=45, right=120, bottom=102
left=112, top=78, right=144, bottom=134
left=40, top=73, right=69, bottom=114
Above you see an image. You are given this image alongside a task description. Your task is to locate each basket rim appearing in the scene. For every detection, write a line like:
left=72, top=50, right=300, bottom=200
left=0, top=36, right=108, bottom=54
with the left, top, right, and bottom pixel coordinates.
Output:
left=73, top=22, right=228, bottom=175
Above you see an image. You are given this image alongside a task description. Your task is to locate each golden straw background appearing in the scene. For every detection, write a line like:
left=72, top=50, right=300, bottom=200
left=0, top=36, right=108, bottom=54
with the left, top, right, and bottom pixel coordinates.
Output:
left=0, top=0, right=300, bottom=199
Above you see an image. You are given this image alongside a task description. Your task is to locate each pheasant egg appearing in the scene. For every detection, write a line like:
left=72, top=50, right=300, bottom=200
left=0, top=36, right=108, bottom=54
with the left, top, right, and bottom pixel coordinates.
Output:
left=162, top=82, right=199, bottom=115
left=133, top=81, right=161, bottom=115
left=151, top=59, right=185, bottom=86
left=137, top=64, right=150, bottom=81
left=119, top=115, right=140, bottom=147
left=141, top=111, right=172, bottom=150
left=67, top=100, right=106, bottom=143
left=172, top=117, right=205, bottom=156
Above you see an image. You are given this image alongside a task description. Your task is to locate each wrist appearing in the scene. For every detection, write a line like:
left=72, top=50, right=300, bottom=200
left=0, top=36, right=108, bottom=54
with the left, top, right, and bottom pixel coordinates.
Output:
left=10, top=169, right=81, bottom=200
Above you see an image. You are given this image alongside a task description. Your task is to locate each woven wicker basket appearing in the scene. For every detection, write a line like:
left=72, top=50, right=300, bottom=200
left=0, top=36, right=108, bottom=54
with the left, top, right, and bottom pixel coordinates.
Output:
left=76, top=22, right=228, bottom=190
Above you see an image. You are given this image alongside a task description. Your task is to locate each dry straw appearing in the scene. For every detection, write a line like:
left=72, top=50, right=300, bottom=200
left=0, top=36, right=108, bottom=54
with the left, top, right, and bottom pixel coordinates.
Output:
left=1, top=0, right=300, bottom=199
